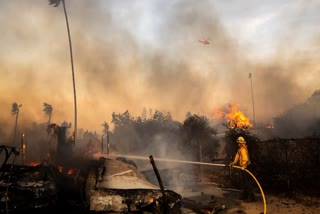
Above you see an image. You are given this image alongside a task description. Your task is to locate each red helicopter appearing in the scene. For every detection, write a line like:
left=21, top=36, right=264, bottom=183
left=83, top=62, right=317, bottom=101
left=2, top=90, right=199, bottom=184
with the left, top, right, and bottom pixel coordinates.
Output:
left=198, top=39, right=210, bottom=45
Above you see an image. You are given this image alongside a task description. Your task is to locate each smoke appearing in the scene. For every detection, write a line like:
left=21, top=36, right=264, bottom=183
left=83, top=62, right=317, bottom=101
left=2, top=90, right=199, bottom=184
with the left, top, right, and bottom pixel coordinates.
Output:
left=0, top=0, right=319, bottom=138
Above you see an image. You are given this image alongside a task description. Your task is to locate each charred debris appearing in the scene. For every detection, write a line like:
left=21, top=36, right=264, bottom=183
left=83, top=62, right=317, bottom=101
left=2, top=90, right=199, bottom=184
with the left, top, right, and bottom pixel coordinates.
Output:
left=0, top=124, right=223, bottom=214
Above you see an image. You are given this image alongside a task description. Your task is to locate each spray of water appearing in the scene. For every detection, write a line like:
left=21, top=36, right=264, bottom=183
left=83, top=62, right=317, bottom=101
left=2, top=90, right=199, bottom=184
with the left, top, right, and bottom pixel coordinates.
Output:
left=104, top=153, right=226, bottom=167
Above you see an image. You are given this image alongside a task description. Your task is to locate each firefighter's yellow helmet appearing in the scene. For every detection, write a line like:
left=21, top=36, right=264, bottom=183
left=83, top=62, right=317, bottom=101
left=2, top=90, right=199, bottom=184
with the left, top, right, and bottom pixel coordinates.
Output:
left=237, top=136, right=246, bottom=144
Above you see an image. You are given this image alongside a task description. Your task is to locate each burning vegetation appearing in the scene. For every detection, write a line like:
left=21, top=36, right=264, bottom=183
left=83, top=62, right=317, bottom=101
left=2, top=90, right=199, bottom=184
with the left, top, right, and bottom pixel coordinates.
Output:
left=214, top=104, right=252, bottom=129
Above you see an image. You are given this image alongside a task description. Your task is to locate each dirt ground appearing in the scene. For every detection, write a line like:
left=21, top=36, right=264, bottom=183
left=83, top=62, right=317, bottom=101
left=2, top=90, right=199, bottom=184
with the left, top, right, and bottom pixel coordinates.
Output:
left=238, top=194, right=320, bottom=214
left=178, top=180, right=320, bottom=214
left=155, top=167, right=320, bottom=214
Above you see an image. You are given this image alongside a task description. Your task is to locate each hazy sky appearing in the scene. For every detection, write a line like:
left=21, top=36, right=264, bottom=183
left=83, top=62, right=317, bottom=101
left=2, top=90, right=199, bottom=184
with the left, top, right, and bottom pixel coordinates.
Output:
left=0, top=0, right=319, bottom=134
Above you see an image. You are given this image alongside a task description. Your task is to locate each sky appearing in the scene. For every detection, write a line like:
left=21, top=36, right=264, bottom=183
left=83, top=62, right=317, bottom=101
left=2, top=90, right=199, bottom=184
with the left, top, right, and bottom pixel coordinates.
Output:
left=0, top=0, right=319, bottom=136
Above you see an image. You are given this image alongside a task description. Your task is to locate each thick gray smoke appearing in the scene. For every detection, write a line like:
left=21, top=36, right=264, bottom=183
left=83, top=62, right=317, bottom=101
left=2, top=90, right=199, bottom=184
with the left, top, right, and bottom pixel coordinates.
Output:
left=0, top=0, right=319, bottom=136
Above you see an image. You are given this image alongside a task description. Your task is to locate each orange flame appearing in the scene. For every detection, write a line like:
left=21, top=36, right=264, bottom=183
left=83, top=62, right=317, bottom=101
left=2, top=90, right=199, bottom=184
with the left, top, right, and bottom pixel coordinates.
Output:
left=67, top=168, right=79, bottom=175
left=266, top=119, right=274, bottom=129
left=28, top=162, right=40, bottom=167
left=215, top=104, right=252, bottom=129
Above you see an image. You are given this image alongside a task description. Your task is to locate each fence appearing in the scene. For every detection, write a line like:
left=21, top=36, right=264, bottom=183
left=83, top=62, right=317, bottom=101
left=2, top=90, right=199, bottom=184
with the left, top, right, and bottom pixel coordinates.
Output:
left=250, top=138, right=320, bottom=196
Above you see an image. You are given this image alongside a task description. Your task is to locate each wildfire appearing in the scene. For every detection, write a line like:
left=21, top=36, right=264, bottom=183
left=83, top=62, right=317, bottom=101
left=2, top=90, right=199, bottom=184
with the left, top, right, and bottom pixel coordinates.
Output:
left=57, top=165, right=63, bottom=173
left=214, top=104, right=252, bottom=129
left=266, top=119, right=274, bottom=129
left=67, top=168, right=79, bottom=175
left=56, top=165, right=79, bottom=175
left=28, top=162, right=40, bottom=167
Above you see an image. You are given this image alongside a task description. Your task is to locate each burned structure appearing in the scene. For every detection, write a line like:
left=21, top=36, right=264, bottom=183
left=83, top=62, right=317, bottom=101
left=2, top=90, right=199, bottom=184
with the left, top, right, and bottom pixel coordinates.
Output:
left=86, top=157, right=182, bottom=213
left=0, top=123, right=183, bottom=213
left=47, top=123, right=74, bottom=166
left=0, top=145, right=57, bottom=213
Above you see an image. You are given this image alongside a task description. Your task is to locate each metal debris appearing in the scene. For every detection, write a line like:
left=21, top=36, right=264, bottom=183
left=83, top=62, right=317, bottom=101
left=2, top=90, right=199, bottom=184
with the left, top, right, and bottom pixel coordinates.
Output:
left=87, top=158, right=182, bottom=213
left=0, top=164, right=57, bottom=212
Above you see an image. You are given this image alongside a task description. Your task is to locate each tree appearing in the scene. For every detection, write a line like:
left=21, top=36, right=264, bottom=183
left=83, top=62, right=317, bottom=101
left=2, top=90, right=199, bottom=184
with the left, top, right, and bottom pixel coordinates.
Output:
left=11, top=102, right=22, bottom=144
left=141, top=108, right=147, bottom=121
left=43, top=103, right=53, bottom=125
left=182, top=114, right=219, bottom=160
left=111, top=110, right=133, bottom=128
left=110, top=110, right=182, bottom=156
left=185, top=112, right=192, bottom=119
left=102, top=121, right=110, bottom=136
left=49, top=0, right=77, bottom=144
left=110, top=111, right=135, bottom=152
left=182, top=114, right=219, bottom=178
left=153, top=110, right=165, bottom=121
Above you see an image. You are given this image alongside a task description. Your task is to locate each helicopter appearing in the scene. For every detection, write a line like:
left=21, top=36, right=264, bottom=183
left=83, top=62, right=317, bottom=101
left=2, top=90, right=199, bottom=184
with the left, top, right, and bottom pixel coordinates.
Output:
left=198, top=39, right=210, bottom=45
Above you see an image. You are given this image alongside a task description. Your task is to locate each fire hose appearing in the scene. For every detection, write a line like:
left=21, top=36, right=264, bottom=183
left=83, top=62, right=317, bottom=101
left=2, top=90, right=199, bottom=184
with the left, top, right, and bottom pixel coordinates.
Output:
left=154, top=159, right=267, bottom=214
left=231, top=165, right=267, bottom=214
left=109, top=154, right=267, bottom=214
left=152, top=159, right=267, bottom=214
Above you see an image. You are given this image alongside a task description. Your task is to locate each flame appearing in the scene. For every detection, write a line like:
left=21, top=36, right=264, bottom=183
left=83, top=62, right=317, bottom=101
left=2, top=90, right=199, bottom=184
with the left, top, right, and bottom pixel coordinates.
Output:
left=67, top=168, right=79, bottom=175
left=56, top=165, right=80, bottom=175
left=28, top=162, right=40, bottom=166
left=266, top=124, right=274, bottom=129
left=215, top=104, right=252, bottom=128
left=266, top=119, right=274, bottom=128
left=57, top=165, right=63, bottom=173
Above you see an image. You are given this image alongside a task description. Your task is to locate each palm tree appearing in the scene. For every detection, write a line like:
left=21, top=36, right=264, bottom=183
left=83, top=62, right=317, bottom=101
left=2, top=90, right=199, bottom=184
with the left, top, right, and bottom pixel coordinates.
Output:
left=43, top=103, right=53, bottom=124
left=11, top=102, right=22, bottom=144
left=49, top=0, right=77, bottom=144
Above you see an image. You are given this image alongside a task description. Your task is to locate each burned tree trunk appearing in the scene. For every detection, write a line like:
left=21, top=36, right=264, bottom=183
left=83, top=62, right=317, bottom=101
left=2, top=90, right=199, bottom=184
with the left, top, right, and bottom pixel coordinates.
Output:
left=56, top=126, right=73, bottom=166
left=47, top=124, right=73, bottom=166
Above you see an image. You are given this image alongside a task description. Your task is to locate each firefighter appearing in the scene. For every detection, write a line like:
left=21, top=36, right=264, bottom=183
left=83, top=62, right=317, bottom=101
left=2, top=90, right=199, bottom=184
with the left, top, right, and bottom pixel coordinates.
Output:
left=230, top=136, right=255, bottom=201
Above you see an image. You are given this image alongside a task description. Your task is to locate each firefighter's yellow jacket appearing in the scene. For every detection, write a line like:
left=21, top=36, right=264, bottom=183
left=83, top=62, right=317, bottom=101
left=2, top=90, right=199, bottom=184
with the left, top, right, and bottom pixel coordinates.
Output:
left=232, top=144, right=251, bottom=168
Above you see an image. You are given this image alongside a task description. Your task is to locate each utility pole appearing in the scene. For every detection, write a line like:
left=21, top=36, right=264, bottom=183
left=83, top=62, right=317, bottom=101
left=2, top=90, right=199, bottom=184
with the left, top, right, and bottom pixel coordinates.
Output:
left=49, top=0, right=77, bottom=145
left=249, top=73, right=256, bottom=127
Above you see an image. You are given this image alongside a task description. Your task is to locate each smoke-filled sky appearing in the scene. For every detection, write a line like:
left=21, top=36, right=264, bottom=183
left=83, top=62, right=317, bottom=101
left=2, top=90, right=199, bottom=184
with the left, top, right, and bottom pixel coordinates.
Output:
left=1, top=0, right=319, bottom=134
